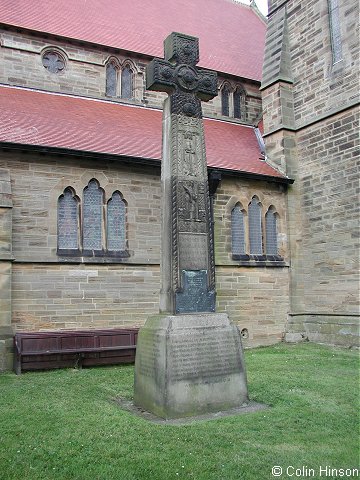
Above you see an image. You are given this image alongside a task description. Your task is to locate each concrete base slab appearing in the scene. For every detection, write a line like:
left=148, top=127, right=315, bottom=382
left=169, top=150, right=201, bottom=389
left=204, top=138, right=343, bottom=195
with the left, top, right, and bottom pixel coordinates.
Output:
left=115, top=397, right=267, bottom=425
left=134, top=313, right=249, bottom=419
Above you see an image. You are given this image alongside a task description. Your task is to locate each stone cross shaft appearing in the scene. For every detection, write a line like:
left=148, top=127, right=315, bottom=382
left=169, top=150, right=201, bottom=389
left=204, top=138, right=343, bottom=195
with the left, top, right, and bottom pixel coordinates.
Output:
left=146, top=32, right=218, bottom=314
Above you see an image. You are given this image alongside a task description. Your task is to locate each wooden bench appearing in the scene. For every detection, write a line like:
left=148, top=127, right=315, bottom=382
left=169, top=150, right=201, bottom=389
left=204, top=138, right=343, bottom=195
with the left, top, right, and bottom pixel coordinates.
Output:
left=14, top=328, right=139, bottom=374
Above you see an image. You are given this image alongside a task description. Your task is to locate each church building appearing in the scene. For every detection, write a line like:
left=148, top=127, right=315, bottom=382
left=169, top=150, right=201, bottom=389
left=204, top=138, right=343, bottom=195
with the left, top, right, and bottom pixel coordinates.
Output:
left=0, top=0, right=358, bottom=371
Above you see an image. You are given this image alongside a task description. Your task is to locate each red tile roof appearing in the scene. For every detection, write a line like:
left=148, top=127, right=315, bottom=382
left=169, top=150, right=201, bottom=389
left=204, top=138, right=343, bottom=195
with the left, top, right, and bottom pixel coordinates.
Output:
left=0, top=86, right=285, bottom=179
left=0, top=0, right=266, bottom=81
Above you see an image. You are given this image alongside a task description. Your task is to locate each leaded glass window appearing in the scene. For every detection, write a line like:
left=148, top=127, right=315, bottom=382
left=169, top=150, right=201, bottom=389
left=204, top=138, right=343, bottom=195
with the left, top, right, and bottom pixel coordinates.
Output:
left=121, top=65, right=133, bottom=99
left=106, top=62, right=118, bottom=97
left=328, top=0, right=342, bottom=64
left=265, top=207, right=278, bottom=255
left=221, top=85, right=230, bottom=116
left=248, top=197, right=263, bottom=255
left=107, top=192, right=126, bottom=251
left=234, top=88, right=245, bottom=120
left=231, top=204, right=246, bottom=256
left=83, top=179, right=103, bottom=251
left=58, top=188, right=79, bottom=250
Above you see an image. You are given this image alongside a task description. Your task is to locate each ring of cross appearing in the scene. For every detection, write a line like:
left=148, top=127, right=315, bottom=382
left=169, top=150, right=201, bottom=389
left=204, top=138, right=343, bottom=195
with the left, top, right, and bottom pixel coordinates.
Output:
left=176, top=65, right=199, bottom=92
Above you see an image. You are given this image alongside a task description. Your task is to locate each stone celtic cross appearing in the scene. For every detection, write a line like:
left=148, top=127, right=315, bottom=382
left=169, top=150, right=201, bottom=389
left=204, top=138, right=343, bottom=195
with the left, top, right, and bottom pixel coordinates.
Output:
left=146, top=32, right=218, bottom=314
left=147, top=32, right=218, bottom=118
left=135, top=33, right=248, bottom=419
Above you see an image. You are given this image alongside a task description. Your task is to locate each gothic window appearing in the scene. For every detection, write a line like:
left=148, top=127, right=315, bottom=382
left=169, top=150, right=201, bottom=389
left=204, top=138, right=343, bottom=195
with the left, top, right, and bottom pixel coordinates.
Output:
left=58, top=180, right=129, bottom=257
left=265, top=207, right=278, bottom=255
left=121, top=65, right=133, bottom=99
left=105, top=60, right=134, bottom=98
left=328, top=0, right=342, bottom=64
left=42, top=50, right=66, bottom=74
left=221, top=85, right=230, bottom=116
left=231, top=197, right=283, bottom=263
left=82, top=179, right=104, bottom=252
left=231, top=204, right=246, bottom=256
left=57, top=188, right=79, bottom=251
left=248, top=196, right=263, bottom=255
left=233, top=87, right=245, bottom=120
left=107, top=192, right=126, bottom=252
left=106, top=61, right=118, bottom=97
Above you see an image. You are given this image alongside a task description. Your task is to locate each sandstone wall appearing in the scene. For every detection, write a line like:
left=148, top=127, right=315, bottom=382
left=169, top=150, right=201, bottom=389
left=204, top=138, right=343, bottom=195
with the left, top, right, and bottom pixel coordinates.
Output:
left=0, top=150, right=290, bottom=368
left=0, top=29, right=262, bottom=124
left=262, top=0, right=359, bottom=346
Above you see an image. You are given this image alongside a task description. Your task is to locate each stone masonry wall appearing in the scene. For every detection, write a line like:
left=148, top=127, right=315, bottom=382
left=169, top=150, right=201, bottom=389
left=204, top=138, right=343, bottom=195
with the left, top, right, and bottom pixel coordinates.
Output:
left=265, top=0, right=359, bottom=130
left=0, top=29, right=262, bottom=124
left=2, top=153, right=161, bottom=263
left=286, top=108, right=359, bottom=345
left=0, top=168, right=13, bottom=370
left=263, top=0, right=360, bottom=346
left=12, top=263, right=160, bottom=332
left=216, top=266, right=289, bottom=347
left=213, top=176, right=290, bottom=347
left=0, top=151, right=162, bottom=336
left=214, top=176, right=289, bottom=264
left=0, top=150, right=290, bottom=369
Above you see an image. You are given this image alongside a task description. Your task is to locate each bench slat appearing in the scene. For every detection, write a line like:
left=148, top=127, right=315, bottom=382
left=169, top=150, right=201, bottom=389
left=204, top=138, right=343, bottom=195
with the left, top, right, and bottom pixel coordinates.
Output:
left=14, top=329, right=139, bottom=374
left=19, top=345, right=137, bottom=356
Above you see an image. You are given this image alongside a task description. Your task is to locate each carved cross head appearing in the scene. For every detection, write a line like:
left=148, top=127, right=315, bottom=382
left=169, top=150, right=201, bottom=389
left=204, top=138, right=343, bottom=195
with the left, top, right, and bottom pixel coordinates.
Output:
left=146, top=32, right=218, bottom=118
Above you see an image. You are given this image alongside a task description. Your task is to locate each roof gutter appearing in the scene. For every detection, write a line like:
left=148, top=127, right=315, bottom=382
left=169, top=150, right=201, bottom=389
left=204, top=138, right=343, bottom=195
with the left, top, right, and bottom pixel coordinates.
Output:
left=0, top=142, right=294, bottom=185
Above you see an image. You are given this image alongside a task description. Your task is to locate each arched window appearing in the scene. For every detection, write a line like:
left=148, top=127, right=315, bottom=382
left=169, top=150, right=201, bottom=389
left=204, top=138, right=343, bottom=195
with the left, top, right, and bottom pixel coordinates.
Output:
left=231, top=204, right=246, bottom=256
left=121, top=65, right=133, bottom=99
left=248, top=196, right=263, bottom=255
left=57, top=187, right=79, bottom=251
left=82, top=179, right=104, bottom=252
left=106, top=62, right=118, bottom=97
left=107, top=192, right=127, bottom=252
left=233, top=87, right=246, bottom=120
left=57, top=180, right=129, bottom=257
left=328, top=0, right=342, bottom=64
left=265, top=207, right=278, bottom=255
left=221, top=85, right=230, bottom=116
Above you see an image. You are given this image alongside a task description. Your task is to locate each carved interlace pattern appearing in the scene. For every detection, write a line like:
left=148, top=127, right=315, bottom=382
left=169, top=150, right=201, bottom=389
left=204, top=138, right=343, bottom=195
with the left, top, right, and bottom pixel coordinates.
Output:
left=147, top=33, right=218, bottom=304
left=147, top=33, right=217, bottom=118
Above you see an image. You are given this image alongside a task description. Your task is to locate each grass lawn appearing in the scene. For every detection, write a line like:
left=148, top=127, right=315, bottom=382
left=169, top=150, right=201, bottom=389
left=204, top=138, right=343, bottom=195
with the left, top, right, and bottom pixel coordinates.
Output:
left=0, top=343, right=359, bottom=480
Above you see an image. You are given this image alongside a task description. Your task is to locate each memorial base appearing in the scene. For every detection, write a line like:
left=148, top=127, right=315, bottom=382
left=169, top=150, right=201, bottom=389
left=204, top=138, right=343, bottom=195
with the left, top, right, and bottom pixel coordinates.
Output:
left=134, top=313, right=249, bottom=419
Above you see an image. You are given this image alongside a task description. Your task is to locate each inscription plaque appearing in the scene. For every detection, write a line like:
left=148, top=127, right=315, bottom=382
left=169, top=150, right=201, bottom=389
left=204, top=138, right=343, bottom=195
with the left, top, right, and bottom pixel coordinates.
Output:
left=179, top=233, right=208, bottom=270
left=175, top=270, right=215, bottom=314
left=137, top=332, right=161, bottom=378
left=168, top=329, right=241, bottom=382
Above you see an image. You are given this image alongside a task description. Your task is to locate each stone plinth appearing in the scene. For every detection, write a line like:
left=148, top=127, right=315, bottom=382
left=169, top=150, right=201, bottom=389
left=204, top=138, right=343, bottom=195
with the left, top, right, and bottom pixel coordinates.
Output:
left=134, top=313, right=249, bottom=418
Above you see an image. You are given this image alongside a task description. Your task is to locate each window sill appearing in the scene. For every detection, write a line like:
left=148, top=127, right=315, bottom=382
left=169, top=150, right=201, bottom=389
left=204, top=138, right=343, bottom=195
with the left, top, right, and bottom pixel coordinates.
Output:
left=57, top=249, right=130, bottom=259
left=232, top=254, right=287, bottom=267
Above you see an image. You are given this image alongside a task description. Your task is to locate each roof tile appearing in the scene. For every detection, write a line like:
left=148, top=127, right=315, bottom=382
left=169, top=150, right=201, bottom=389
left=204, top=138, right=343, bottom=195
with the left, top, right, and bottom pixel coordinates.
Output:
left=0, top=0, right=266, bottom=81
left=0, top=86, right=284, bottom=179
